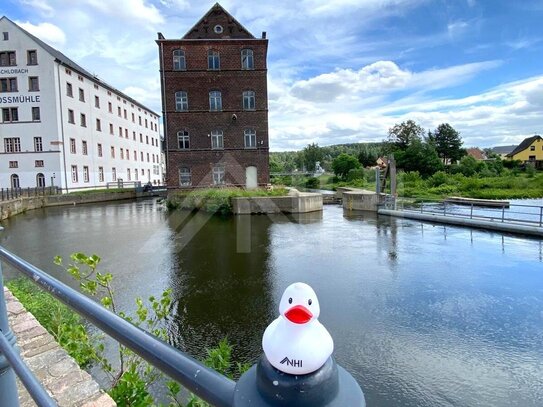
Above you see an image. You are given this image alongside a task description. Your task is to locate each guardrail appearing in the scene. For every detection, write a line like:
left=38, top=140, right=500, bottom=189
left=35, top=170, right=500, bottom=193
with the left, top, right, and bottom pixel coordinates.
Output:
left=0, top=186, right=61, bottom=202
left=0, top=244, right=365, bottom=406
left=400, top=200, right=543, bottom=227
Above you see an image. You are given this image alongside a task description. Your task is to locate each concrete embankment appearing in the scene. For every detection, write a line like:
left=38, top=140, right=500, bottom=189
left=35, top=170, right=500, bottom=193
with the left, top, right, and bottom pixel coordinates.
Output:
left=232, top=191, right=323, bottom=214
left=4, top=287, right=115, bottom=406
left=338, top=188, right=385, bottom=212
left=0, top=191, right=152, bottom=220
left=378, top=209, right=543, bottom=237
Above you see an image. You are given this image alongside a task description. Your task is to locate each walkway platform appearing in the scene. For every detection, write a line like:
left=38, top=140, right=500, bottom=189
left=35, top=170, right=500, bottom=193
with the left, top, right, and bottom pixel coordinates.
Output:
left=4, top=286, right=115, bottom=407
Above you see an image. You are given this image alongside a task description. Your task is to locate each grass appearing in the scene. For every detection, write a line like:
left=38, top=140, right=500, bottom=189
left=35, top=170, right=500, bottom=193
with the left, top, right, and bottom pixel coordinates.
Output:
left=67, top=188, right=135, bottom=196
left=166, top=187, right=289, bottom=215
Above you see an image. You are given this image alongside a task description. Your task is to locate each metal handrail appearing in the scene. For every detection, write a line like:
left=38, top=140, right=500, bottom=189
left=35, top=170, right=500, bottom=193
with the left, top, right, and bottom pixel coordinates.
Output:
left=0, top=246, right=235, bottom=407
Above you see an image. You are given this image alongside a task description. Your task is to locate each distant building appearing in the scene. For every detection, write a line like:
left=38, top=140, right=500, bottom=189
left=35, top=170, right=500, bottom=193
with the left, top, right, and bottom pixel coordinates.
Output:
left=490, top=145, right=517, bottom=159
left=506, top=135, right=543, bottom=168
left=466, top=148, right=486, bottom=161
left=0, top=16, right=163, bottom=191
left=157, top=3, right=269, bottom=189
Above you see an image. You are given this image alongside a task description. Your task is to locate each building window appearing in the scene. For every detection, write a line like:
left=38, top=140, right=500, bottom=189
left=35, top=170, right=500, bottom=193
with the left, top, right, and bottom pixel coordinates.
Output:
left=108, top=102, right=112, bottom=113
left=98, top=167, right=104, bottom=182
left=173, top=90, right=188, bottom=112
left=140, top=151, right=144, bottom=161
left=125, top=129, right=128, bottom=138
left=109, top=123, right=114, bottom=134
left=212, top=165, right=225, bottom=185
left=134, top=168, right=138, bottom=180
left=177, top=130, right=190, bottom=149
left=66, top=82, right=73, bottom=97
left=34, top=137, right=42, bottom=152
left=244, top=129, right=256, bottom=148
left=79, top=88, right=85, bottom=102
left=120, top=148, right=124, bottom=160
left=27, top=50, right=37, bottom=65
left=78, top=75, right=83, bottom=82
left=179, top=167, right=191, bottom=186
left=173, top=49, right=186, bottom=70
left=147, top=152, right=150, bottom=162
left=65, top=68, right=71, bottom=75
left=27, top=76, right=39, bottom=91
left=82, top=140, right=88, bottom=155
left=2, top=107, right=18, bottom=122
left=2, top=32, right=8, bottom=41
left=80, top=113, right=86, bottom=127
left=209, top=91, right=222, bottom=111
left=11, top=174, right=19, bottom=189
left=139, top=133, right=143, bottom=143
left=132, top=113, right=135, bottom=122
left=211, top=129, right=224, bottom=149
left=9, top=161, right=18, bottom=168
left=530, top=145, right=535, bottom=151
left=112, top=167, right=117, bottom=181
left=4, top=137, right=21, bottom=152
left=0, top=51, right=16, bottom=66
left=36, top=173, right=45, bottom=187
left=146, top=135, right=149, bottom=144
left=70, top=138, right=76, bottom=154
left=0, top=77, right=17, bottom=92
left=241, top=49, right=254, bottom=69
left=117, top=106, right=121, bottom=117
left=127, top=168, right=131, bottom=181
left=96, top=118, right=101, bottom=131
left=208, top=50, right=220, bottom=70
left=83, top=166, right=89, bottom=182
left=243, top=91, right=255, bottom=110
left=145, top=119, right=148, bottom=128
left=32, top=106, right=40, bottom=121
left=97, top=143, right=103, bottom=157
left=111, top=146, right=115, bottom=158
left=95, top=95, right=100, bottom=108
left=133, top=150, right=137, bottom=160
left=35, top=160, right=44, bottom=167
left=71, top=165, right=78, bottom=183
left=68, top=109, right=74, bottom=123
left=124, top=109, right=127, bottom=119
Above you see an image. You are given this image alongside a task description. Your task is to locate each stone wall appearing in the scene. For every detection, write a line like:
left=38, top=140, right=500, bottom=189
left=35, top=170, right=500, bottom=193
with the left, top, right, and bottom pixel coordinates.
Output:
left=4, top=287, right=115, bottom=406
left=232, top=192, right=323, bottom=214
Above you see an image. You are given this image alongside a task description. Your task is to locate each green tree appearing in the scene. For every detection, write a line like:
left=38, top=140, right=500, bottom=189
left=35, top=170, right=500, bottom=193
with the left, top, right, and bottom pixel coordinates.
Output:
left=269, top=155, right=284, bottom=173
left=357, top=148, right=378, bottom=167
left=395, top=140, right=444, bottom=177
left=302, top=143, right=323, bottom=172
left=387, top=120, right=424, bottom=151
left=332, top=153, right=360, bottom=180
left=432, top=123, right=465, bottom=164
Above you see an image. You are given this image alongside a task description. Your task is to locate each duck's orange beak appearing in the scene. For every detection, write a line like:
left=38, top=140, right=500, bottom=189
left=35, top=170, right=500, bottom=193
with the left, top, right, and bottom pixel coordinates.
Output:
left=285, top=305, right=313, bottom=324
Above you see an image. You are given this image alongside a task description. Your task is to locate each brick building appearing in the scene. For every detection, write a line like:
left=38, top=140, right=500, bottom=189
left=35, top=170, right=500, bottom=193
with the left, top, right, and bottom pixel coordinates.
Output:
left=157, top=3, right=269, bottom=189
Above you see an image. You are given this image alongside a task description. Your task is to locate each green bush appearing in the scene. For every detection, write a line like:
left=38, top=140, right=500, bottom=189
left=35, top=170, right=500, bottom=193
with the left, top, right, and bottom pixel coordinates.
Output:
left=428, top=171, right=448, bottom=187
left=347, top=168, right=365, bottom=182
left=305, top=177, right=320, bottom=189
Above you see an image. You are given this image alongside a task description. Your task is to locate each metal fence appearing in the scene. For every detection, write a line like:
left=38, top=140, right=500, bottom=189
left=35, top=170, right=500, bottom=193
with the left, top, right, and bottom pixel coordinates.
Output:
left=0, top=186, right=61, bottom=202
left=399, top=200, right=543, bottom=227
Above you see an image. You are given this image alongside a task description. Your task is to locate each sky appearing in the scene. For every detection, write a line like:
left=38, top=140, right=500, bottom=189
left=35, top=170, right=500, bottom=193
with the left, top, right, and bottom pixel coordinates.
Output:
left=1, top=0, right=543, bottom=151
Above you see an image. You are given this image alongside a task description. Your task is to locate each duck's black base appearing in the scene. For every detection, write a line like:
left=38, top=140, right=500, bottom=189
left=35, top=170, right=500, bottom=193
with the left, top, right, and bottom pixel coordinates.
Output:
left=232, top=355, right=366, bottom=406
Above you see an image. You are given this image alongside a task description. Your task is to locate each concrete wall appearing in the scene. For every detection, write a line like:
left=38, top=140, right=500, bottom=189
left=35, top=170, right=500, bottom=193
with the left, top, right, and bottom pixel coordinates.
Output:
left=342, top=190, right=385, bottom=212
left=232, top=192, right=323, bottom=214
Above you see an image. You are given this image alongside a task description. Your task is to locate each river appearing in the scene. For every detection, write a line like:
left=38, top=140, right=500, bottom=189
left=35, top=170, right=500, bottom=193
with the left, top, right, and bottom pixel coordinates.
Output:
left=1, top=199, right=542, bottom=407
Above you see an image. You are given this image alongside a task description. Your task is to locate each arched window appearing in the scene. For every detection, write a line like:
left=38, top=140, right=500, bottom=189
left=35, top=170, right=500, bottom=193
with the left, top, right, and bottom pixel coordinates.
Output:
left=207, top=50, right=220, bottom=70
left=209, top=91, right=222, bottom=111
left=179, top=167, right=191, bottom=186
left=244, top=129, right=256, bottom=148
left=177, top=130, right=190, bottom=149
left=36, top=173, right=45, bottom=188
left=242, top=91, right=255, bottom=110
left=173, top=49, right=186, bottom=70
left=211, top=129, right=224, bottom=149
left=175, top=91, right=188, bottom=111
left=241, top=49, right=254, bottom=69
left=10, top=174, right=19, bottom=189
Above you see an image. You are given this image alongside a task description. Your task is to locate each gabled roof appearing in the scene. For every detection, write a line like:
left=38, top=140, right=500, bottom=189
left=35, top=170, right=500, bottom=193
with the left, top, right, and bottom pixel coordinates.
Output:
left=466, top=147, right=486, bottom=160
left=491, top=145, right=517, bottom=155
left=182, top=3, right=255, bottom=40
left=0, top=16, right=159, bottom=116
left=506, top=135, right=543, bottom=157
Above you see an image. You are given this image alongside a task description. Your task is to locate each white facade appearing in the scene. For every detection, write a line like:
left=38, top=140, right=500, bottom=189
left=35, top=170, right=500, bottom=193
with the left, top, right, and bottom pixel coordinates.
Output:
left=0, top=17, right=163, bottom=191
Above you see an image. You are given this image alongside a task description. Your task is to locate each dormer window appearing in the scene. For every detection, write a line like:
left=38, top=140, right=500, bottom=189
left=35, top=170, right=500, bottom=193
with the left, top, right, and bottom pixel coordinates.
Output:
left=208, top=50, right=220, bottom=70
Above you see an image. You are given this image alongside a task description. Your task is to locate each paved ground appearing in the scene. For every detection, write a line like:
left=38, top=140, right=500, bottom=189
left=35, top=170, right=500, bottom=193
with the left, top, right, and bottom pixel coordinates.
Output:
left=4, top=286, right=116, bottom=406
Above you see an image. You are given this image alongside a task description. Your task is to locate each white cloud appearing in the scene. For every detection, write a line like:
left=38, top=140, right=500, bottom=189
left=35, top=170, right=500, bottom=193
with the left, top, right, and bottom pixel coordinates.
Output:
left=82, top=0, right=164, bottom=26
left=17, top=20, right=66, bottom=45
left=19, top=0, right=54, bottom=17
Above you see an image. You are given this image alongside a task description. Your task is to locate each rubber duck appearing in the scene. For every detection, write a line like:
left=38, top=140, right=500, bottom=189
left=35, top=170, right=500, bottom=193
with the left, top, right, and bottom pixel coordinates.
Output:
left=262, top=282, right=334, bottom=375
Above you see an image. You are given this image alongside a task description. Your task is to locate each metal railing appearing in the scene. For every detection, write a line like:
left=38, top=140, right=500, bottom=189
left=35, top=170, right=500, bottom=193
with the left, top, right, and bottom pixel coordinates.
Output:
left=0, top=186, right=61, bottom=201
left=0, top=244, right=365, bottom=406
left=400, top=200, right=543, bottom=227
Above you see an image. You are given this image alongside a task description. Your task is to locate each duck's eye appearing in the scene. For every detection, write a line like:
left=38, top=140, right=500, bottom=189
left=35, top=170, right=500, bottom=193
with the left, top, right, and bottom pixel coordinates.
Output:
left=308, top=299, right=312, bottom=306
left=288, top=297, right=292, bottom=304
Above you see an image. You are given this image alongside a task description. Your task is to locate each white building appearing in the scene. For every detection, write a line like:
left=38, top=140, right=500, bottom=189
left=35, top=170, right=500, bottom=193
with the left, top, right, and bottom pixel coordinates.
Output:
left=0, top=16, right=163, bottom=191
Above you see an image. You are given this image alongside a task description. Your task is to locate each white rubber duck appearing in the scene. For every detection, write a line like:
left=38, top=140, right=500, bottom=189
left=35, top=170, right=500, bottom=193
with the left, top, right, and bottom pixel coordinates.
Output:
left=262, top=282, right=334, bottom=375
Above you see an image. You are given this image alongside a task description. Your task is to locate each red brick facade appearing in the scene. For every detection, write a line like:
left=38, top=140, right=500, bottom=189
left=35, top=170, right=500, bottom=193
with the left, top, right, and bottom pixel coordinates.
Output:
left=157, top=4, right=269, bottom=189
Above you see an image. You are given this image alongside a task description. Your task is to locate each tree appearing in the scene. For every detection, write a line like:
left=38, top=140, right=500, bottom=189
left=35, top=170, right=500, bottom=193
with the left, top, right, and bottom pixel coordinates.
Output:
left=302, top=143, right=323, bottom=172
left=395, top=139, right=443, bottom=177
left=387, top=120, right=424, bottom=151
left=357, top=148, right=378, bottom=167
left=269, top=156, right=284, bottom=173
left=432, top=123, right=465, bottom=164
left=332, top=153, right=360, bottom=180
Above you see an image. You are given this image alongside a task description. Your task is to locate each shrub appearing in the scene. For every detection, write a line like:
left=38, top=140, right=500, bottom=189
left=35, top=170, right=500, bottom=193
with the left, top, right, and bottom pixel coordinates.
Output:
left=428, top=171, right=448, bottom=187
left=305, top=177, right=320, bottom=189
left=347, top=168, right=365, bottom=182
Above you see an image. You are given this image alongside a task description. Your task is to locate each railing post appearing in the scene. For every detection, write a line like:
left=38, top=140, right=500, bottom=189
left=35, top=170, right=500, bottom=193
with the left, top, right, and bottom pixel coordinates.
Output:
left=540, top=207, right=542, bottom=227
left=444, top=201, right=446, bottom=216
left=502, top=206, right=505, bottom=223
left=0, top=253, right=21, bottom=407
left=470, top=203, right=473, bottom=219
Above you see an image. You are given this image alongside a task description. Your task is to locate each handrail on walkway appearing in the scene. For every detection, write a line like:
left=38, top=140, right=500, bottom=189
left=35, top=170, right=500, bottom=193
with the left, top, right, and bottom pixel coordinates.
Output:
left=0, top=244, right=366, bottom=406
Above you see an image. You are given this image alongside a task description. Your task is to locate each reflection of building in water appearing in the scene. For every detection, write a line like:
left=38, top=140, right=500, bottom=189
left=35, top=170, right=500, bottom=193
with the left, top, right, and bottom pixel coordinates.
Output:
left=167, top=211, right=275, bottom=364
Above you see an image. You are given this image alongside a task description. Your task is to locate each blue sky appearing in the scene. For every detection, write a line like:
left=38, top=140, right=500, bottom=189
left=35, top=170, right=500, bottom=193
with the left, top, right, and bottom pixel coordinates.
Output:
left=2, top=0, right=543, bottom=151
